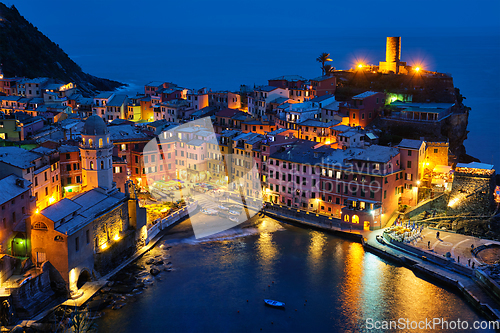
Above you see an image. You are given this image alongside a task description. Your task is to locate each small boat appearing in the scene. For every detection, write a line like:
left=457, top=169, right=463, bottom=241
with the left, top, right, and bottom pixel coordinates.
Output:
left=229, top=210, right=240, bottom=216
left=264, top=299, right=285, bottom=308
left=218, top=205, right=229, bottom=211
left=229, top=216, right=239, bottom=223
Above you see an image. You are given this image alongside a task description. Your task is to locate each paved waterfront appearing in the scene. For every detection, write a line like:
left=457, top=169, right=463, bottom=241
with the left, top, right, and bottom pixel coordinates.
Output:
left=411, top=228, right=500, bottom=267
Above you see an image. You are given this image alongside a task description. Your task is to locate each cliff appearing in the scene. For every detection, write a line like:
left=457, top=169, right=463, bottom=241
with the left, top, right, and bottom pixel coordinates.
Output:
left=0, top=4, right=123, bottom=94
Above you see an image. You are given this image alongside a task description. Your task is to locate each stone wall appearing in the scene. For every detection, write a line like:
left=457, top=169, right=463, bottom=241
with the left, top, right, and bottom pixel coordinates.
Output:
left=94, top=230, right=135, bottom=276
left=448, top=172, right=495, bottom=215
left=403, top=193, right=447, bottom=220
left=9, top=262, right=56, bottom=319
left=375, top=110, right=470, bottom=161
left=0, top=255, right=16, bottom=285
left=93, top=203, right=130, bottom=252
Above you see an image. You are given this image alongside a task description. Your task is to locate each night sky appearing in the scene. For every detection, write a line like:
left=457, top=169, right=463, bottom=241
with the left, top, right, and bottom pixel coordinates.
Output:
left=8, top=0, right=500, bottom=44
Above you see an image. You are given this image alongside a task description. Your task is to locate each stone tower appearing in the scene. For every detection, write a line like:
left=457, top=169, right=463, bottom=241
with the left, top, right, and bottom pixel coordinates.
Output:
left=379, top=37, right=404, bottom=74
left=80, top=115, right=114, bottom=191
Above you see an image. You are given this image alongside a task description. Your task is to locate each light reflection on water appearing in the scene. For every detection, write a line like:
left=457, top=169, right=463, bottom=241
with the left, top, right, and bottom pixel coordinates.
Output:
left=96, top=216, right=494, bottom=333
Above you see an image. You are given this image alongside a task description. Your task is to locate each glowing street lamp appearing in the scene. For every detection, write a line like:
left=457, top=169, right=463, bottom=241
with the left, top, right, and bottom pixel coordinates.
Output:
left=357, top=64, right=363, bottom=69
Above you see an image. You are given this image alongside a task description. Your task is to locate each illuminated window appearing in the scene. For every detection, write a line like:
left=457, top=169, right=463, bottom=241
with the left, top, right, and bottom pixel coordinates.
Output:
left=89, top=139, right=93, bottom=147
left=352, top=215, right=359, bottom=224
left=344, top=215, right=350, bottom=222
left=90, top=161, right=94, bottom=170
left=54, top=235, right=64, bottom=242
left=99, top=138, right=103, bottom=148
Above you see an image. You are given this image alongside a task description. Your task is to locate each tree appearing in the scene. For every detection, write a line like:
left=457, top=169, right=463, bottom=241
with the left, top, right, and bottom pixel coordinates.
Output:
left=316, top=52, right=332, bottom=75
left=323, top=64, right=335, bottom=76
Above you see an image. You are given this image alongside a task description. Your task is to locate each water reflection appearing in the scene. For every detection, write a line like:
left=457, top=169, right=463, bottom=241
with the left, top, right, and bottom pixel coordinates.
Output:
left=256, top=232, right=278, bottom=265
left=339, top=243, right=364, bottom=322
left=307, top=231, right=327, bottom=278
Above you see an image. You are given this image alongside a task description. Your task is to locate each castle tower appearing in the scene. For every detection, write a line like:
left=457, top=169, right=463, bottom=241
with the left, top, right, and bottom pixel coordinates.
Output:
left=80, top=115, right=114, bottom=192
left=386, top=37, right=401, bottom=63
left=379, top=36, right=402, bottom=74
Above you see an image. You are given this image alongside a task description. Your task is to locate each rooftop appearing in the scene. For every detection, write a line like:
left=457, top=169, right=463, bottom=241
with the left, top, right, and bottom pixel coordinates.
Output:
left=353, top=91, right=380, bottom=99
left=269, top=75, right=306, bottom=82
left=309, top=94, right=335, bottom=103
left=397, top=138, right=424, bottom=150
left=256, top=85, right=280, bottom=92
left=311, top=75, right=335, bottom=82
left=54, top=189, right=126, bottom=235
left=456, top=162, right=494, bottom=171
left=0, top=174, right=31, bottom=205
left=106, top=94, right=128, bottom=107
left=108, top=125, right=153, bottom=141
left=94, top=92, right=114, bottom=100
left=0, top=147, right=40, bottom=169
left=216, top=108, right=241, bottom=118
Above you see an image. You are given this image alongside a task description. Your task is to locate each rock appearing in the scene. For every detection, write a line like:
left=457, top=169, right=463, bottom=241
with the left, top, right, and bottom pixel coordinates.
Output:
left=112, top=302, right=126, bottom=310
left=145, top=258, right=155, bottom=265
left=111, top=284, right=135, bottom=294
left=153, top=260, right=164, bottom=266
left=86, top=299, right=109, bottom=312
left=150, top=267, right=161, bottom=276
left=10, top=325, right=25, bottom=333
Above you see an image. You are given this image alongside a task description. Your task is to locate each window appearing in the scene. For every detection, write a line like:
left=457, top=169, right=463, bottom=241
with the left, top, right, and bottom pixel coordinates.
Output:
left=75, top=237, right=79, bottom=252
left=86, top=229, right=90, bottom=244
left=434, top=149, right=438, bottom=154
left=407, top=161, right=412, bottom=168
left=45, top=187, right=48, bottom=196
left=54, top=235, right=64, bottom=242
left=99, top=138, right=103, bottom=148
left=66, top=153, right=70, bottom=159
left=33, top=222, right=48, bottom=230
left=67, top=165, right=72, bottom=171
left=370, top=190, right=375, bottom=199
left=408, top=150, right=412, bottom=156
left=67, top=177, right=71, bottom=185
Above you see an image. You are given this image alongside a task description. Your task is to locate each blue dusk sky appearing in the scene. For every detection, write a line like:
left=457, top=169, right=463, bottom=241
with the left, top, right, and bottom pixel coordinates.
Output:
left=7, top=0, right=500, bottom=41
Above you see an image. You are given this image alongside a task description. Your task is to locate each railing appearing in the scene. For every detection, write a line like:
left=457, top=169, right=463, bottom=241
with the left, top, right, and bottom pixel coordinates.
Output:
left=145, top=200, right=198, bottom=244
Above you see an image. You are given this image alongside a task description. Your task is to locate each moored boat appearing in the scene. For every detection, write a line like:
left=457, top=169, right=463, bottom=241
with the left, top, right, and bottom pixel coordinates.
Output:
left=264, top=299, right=285, bottom=308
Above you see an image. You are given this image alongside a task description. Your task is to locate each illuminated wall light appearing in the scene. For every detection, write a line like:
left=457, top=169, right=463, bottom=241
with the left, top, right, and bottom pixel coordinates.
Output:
left=113, top=234, right=120, bottom=241
left=49, top=196, right=55, bottom=204
left=100, top=243, right=108, bottom=250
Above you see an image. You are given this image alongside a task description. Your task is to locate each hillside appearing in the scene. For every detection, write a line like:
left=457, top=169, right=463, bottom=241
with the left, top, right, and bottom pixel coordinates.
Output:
left=0, top=3, right=123, bottom=94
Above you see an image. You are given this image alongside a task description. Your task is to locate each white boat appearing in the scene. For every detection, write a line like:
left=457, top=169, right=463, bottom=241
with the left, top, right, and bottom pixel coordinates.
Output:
left=264, top=299, right=285, bottom=308
left=229, top=210, right=240, bottom=216
left=218, top=205, right=229, bottom=211
left=229, top=216, right=239, bottom=223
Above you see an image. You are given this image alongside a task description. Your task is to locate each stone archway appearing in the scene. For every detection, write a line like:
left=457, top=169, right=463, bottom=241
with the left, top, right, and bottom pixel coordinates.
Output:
left=77, top=269, right=92, bottom=289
